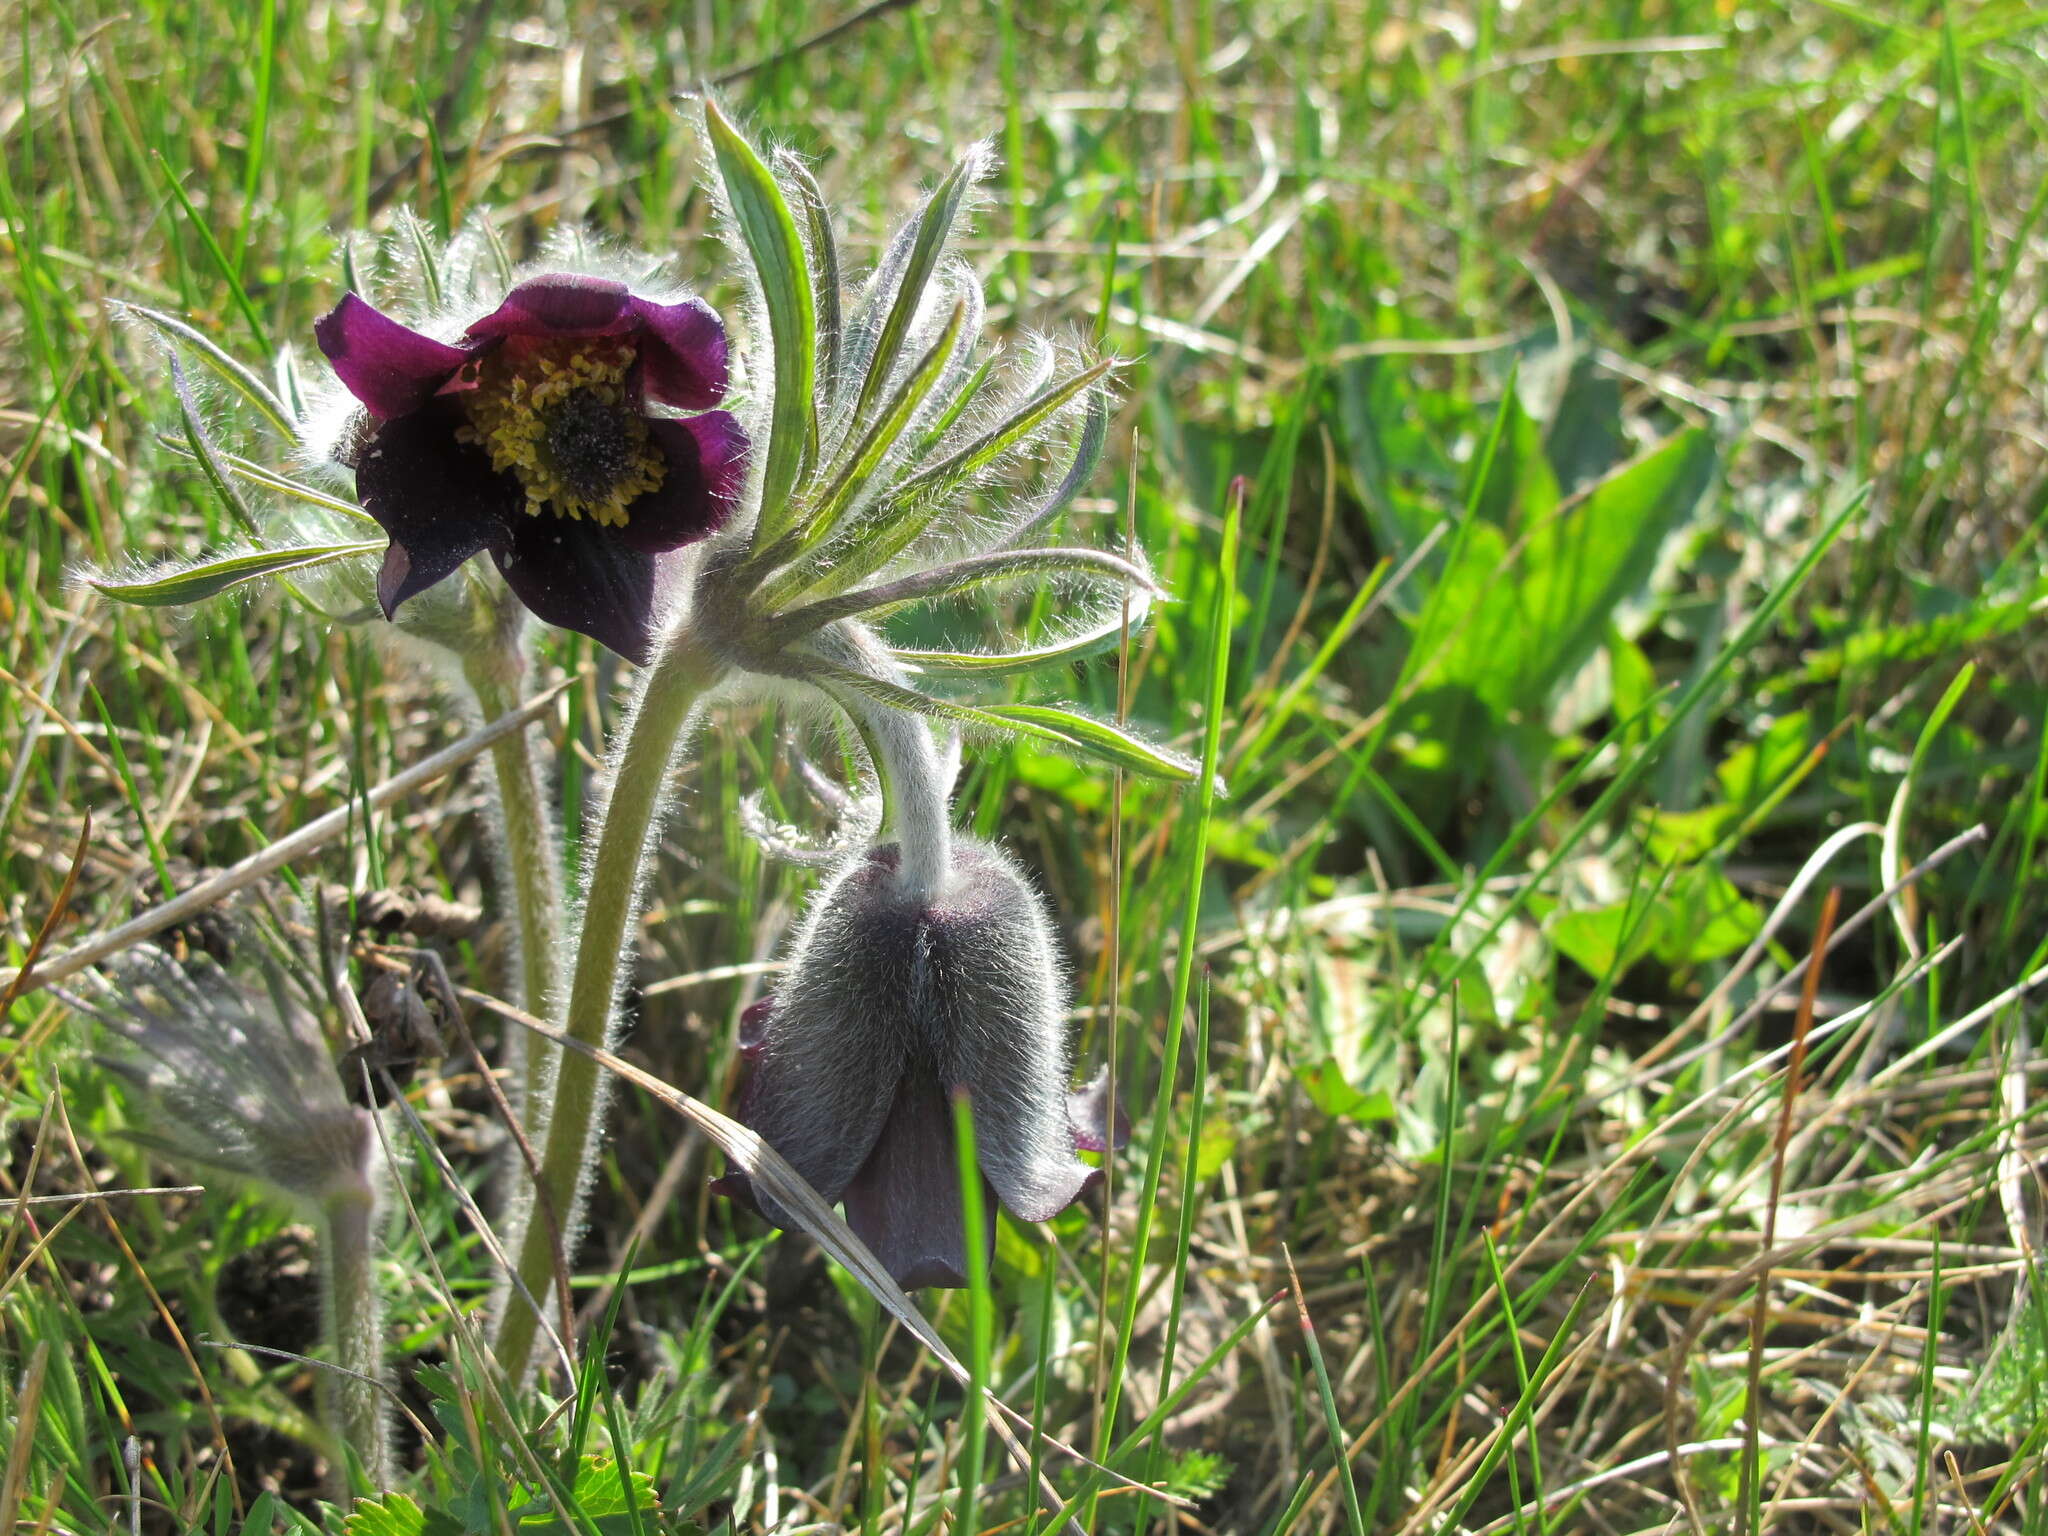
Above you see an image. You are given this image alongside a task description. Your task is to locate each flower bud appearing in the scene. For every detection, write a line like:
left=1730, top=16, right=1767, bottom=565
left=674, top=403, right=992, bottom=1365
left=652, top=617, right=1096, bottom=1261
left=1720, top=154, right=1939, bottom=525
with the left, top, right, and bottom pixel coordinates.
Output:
left=94, top=952, right=379, bottom=1213
left=718, top=837, right=1113, bottom=1287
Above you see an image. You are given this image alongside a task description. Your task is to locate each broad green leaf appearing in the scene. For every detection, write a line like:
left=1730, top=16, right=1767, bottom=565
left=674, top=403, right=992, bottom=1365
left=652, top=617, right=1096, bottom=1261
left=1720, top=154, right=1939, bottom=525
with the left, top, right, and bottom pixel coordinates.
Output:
left=1399, top=428, right=1717, bottom=777
left=706, top=101, right=815, bottom=542
left=91, top=541, right=381, bottom=607
left=1296, top=1056, right=1397, bottom=1122
left=1540, top=353, right=1627, bottom=491
left=1464, top=389, right=1559, bottom=530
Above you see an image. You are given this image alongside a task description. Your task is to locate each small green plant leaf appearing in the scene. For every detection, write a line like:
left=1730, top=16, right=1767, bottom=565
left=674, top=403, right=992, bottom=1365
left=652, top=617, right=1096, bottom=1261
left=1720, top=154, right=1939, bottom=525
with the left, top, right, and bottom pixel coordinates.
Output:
left=91, top=542, right=382, bottom=607
left=823, top=358, right=1115, bottom=597
left=775, top=149, right=843, bottom=402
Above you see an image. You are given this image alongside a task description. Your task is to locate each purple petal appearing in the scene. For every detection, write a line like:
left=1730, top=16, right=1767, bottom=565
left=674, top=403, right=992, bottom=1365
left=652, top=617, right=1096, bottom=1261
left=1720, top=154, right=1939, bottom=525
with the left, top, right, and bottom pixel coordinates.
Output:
left=352, top=406, right=519, bottom=615
left=1066, top=1066, right=1132, bottom=1155
left=842, top=1073, right=989, bottom=1289
left=615, top=414, right=747, bottom=554
left=737, top=996, right=773, bottom=1056
left=929, top=847, right=1098, bottom=1224
left=630, top=295, right=730, bottom=409
left=464, top=274, right=633, bottom=341
left=315, top=293, right=473, bottom=419
left=718, top=976, right=907, bottom=1218
left=491, top=514, right=667, bottom=664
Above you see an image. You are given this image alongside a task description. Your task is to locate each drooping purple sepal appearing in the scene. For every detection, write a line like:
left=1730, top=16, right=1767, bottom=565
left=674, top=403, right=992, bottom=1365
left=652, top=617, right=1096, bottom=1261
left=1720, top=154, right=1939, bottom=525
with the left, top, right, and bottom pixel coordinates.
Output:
left=617, top=414, right=746, bottom=554
left=464, top=273, right=636, bottom=340
left=841, top=1073, right=984, bottom=1290
left=315, top=293, right=475, bottom=420
left=352, top=405, right=520, bottom=616
left=631, top=295, right=730, bottom=409
left=492, top=515, right=667, bottom=665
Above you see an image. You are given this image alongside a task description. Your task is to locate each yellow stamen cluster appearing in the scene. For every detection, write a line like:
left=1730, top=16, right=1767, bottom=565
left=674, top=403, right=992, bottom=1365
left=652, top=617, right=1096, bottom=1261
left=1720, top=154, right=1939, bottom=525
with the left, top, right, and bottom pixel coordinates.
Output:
left=457, top=338, right=666, bottom=528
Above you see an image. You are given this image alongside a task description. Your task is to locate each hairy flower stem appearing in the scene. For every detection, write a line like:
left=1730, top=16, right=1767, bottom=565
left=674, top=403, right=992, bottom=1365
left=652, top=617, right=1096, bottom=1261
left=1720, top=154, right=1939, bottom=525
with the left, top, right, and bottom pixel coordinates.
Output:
left=463, top=657, right=565, bottom=1122
left=491, top=628, right=722, bottom=1385
left=318, top=1188, right=390, bottom=1497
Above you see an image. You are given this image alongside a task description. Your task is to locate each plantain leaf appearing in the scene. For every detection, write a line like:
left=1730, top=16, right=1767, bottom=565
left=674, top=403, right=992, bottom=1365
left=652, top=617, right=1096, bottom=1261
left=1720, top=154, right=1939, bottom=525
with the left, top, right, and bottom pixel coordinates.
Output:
left=706, top=101, right=816, bottom=543
left=91, top=541, right=382, bottom=607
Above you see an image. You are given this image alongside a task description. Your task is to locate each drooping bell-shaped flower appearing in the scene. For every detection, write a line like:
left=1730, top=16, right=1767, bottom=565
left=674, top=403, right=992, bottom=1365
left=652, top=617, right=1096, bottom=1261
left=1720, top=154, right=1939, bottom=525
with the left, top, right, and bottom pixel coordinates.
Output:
left=717, top=837, right=1115, bottom=1287
left=315, top=271, right=748, bottom=663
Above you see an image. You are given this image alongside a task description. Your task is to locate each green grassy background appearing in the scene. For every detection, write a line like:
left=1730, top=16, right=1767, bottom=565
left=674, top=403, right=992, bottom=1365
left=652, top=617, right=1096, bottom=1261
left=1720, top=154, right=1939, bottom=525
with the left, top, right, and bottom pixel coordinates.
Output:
left=6, top=0, right=2048, bottom=1530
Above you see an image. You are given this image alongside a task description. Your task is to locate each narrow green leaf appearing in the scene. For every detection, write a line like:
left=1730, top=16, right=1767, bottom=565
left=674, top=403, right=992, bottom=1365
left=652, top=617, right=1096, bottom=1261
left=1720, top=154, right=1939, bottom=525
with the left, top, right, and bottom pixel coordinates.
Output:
left=155, top=433, right=379, bottom=525
left=887, top=589, right=1150, bottom=676
left=851, top=146, right=988, bottom=427
left=91, top=542, right=382, bottom=607
left=705, top=101, right=816, bottom=542
left=822, top=358, right=1115, bottom=598
left=766, top=299, right=968, bottom=586
left=122, top=304, right=296, bottom=437
left=776, top=149, right=843, bottom=403
left=998, top=384, right=1109, bottom=549
left=168, top=356, right=260, bottom=537
left=771, top=544, right=1153, bottom=644
left=812, top=659, right=1200, bottom=783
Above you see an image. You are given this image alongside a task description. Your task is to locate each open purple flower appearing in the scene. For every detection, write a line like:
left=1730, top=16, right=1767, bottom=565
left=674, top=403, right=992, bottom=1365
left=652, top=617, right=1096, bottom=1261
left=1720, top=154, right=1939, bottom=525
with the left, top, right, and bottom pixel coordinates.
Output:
left=314, top=273, right=747, bottom=662
left=715, top=839, right=1120, bottom=1288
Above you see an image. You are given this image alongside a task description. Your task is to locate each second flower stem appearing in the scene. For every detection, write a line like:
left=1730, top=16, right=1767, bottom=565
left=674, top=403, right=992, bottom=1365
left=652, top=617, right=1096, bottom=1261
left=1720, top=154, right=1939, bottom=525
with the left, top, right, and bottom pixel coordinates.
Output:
left=465, top=658, right=565, bottom=1119
left=491, top=628, right=721, bottom=1385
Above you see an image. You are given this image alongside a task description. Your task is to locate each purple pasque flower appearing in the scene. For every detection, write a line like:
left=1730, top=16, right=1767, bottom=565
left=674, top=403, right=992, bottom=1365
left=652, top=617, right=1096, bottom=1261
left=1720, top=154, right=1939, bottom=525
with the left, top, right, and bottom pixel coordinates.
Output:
left=314, top=272, right=747, bottom=663
left=716, top=838, right=1120, bottom=1288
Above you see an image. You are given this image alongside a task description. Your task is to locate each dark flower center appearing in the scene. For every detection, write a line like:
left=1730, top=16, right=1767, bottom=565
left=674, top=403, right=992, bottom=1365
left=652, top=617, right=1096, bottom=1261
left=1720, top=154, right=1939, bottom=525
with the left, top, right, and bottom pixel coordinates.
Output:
left=456, top=337, right=665, bottom=527
left=541, top=388, right=644, bottom=503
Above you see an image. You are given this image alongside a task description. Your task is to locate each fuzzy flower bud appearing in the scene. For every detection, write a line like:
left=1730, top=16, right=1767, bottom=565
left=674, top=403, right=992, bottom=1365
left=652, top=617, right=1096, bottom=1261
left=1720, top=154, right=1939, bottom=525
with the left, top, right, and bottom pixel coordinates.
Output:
left=718, top=836, right=1115, bottom=1287
left=85, top=951, right=392, bottom=1490
left=94, top=952, right=378, bottom=1212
